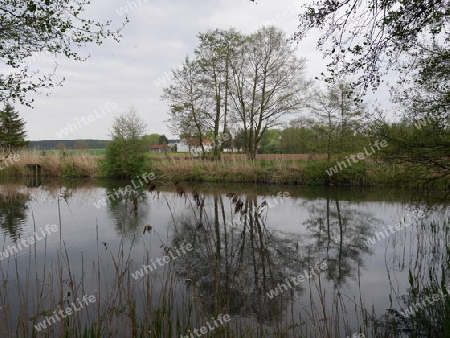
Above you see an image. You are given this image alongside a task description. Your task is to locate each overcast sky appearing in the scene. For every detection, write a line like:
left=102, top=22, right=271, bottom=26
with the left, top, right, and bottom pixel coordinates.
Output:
left=16, top=0, right=389, bottom=141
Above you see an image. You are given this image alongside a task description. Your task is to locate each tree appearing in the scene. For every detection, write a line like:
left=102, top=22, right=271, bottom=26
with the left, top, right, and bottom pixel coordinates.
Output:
left=142, top=134, right=161, bottom=147
left=394, top=45, right=449, bottom=128
left=162, top=58, right=210, bottom=157
left=1, top=1, right=126, bottom=105
left=74, top=140, right=88, bottom=150
left=163, top=29, right=244, bottom=160
left=103, top=108, right=147, bottom=178
left=220, top=127, right=233, bottom=150
left=260, top=129, right=281, bottom=154
left=294, top=0, right=449, bottom=91
left=370, top=39, right=450, bottom=185
left=158, top=134, right=168, bottom=145
left=295, top=0, right=449, bottom=186
left=307, top=82, right=368, bottom=161
left=230, top=26, right=310, bottom=160
left=280, top=126, right=316, bottom=154
left=56, top=142, right=66, bottom=151
left=233, top=129, right=246, bottom=152
left=194, top=29, right=244, bottom=159
left=374, top=79, right=450, bottom=185
left=0, top=103, right=28, bottom=153
left=163, top=27, right=309, bottom=160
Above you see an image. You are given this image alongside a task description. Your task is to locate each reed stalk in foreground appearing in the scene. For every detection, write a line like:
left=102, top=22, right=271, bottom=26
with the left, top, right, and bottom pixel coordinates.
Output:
left=2, top=183, right=440, bottom=337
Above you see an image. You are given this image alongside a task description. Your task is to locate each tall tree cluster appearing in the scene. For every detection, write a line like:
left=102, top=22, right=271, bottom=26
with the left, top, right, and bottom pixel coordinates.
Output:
left=294, top=0, right=450, bottom=182
left=162, top=26, right=310, bottom=160
left=307, top=82, right=368, bottom=161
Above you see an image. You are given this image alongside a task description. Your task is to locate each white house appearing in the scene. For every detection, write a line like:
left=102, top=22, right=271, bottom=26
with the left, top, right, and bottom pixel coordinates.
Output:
left=177, top=139, right=213, bottom=153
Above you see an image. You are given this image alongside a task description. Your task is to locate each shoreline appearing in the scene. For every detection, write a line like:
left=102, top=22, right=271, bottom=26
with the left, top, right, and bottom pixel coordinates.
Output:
left=0, top=152, right=447, bottom=189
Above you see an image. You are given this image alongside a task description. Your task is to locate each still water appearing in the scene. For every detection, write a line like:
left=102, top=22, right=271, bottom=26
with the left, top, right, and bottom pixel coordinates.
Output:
left=0, top=178, right=448, bottom=337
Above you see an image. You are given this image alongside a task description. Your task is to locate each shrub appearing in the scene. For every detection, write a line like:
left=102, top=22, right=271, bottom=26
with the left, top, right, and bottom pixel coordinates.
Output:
left=101, top=108, right=148, bottom=179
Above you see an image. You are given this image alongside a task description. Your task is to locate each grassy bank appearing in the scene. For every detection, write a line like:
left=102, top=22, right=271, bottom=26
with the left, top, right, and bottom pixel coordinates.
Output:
left=1, top=151, right=447, bottom=189
left=0, top=151, right=99, bottom=178
left=149, top=156, right=447, bottom=188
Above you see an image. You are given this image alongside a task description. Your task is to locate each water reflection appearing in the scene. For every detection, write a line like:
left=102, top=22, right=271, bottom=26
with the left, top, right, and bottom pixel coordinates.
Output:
left=302, top=195, right=376, bottom=285
left=103, top=180, right=158, bottom=236
left=0, top=179, right=448, bottom=337
left=0, top=186, right=30, bottom=241
left=164, top=185, right=385, bottom=336
left=379, top=210, right=450, bottom=337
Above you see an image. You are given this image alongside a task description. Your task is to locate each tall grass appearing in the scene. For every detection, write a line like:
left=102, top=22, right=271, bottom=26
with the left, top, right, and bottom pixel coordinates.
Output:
left=0, top=184, right=278, bottom=337
left=0, top=196, right=194, bottom=337
left=1, top=150, right=99, bottom=178
left=0, top=150, right=447, bottom=189
left=0, top=182, right=391, bottom=338
left=2, top=181, right=448, bottom=337
left=150, top=156, right=306, bottom=184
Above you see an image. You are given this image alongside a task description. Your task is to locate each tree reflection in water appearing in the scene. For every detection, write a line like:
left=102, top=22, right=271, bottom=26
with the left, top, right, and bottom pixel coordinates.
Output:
left=167, top=184, right=350, bottom=336
left=0, top=186, right=30, bottom=241
left=379, top=209, right=450, bottom=337
left=301, top=195, right=376, bottom=285
left=104, top=181, right=158, bottom=237
left=1, top=181, right=447, bottom=337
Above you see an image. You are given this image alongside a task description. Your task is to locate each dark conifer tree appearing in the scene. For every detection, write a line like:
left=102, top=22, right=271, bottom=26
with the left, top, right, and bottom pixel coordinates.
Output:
left=0, top=103, right=28, bottom=152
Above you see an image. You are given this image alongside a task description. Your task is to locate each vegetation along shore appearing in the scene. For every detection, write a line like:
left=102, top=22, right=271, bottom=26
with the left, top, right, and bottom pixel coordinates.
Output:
left=0, top=150, right=447, bottom=190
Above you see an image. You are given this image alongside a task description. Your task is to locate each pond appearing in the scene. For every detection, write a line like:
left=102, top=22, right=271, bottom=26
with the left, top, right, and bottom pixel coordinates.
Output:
left=0, top=178, right=449, bottom=337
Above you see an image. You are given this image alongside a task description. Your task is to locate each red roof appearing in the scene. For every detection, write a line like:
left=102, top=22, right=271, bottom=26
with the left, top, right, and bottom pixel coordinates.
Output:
left=149, top=145, right=165, bottom=149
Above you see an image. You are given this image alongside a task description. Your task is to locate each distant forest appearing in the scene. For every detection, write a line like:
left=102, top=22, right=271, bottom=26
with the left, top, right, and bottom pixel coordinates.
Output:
left=28, top=139, right=109, bottom=150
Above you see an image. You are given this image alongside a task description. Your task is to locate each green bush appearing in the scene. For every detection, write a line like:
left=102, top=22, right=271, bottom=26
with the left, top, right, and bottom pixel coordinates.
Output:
left=303, top=159, right=368, bottom=186
left=100, top=108, right=149, bottom=179
left=329, top=159, right=367, bottom=185
left=303, top=161, right=331, bottom=185
left=102, top=138, right=147, bottom=179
